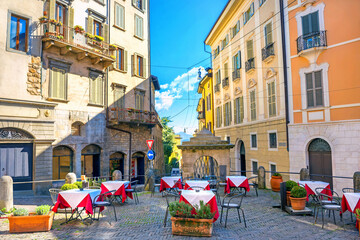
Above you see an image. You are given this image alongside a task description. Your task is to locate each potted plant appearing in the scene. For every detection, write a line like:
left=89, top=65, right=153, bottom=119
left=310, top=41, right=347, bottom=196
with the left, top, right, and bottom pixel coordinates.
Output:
left=169, top=201, right=215, bottom=237
left=285, top=180, right=298, bottom=206
left=39, top=16, right=48, bottom=23
left=8, top=205, right=54, bottom=233
left=355, top=209, right=360, bottom=235
left=61, top=183, right=79, bottom=190
left=74, top=25, right=84, bottom=34
left=49, top=19, right=57, bottom=25
left=94, top=35, right=104, bottom=42
left=289, top=186, right=307, bottom=210
left=270, top=172, right=283, bottom=192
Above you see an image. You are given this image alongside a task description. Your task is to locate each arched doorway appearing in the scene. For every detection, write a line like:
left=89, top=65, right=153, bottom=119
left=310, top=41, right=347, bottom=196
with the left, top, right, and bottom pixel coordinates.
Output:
left=132, top=152, right=145, bottom=184
left=193, top=156, right=219, bottom=179
left=53, top=146, right=73, bottom=180
left=109, top=152, right=125, bottom=178
left=308, top=138, right=333, bottom=188
left=81, top=144, right=101, bottom=177
left=239, top=141, right=246, bottom=176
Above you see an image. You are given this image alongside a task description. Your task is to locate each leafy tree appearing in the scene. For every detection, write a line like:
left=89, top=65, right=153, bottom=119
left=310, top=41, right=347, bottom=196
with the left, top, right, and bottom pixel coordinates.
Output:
left=161, top=117, right=176, bottom=173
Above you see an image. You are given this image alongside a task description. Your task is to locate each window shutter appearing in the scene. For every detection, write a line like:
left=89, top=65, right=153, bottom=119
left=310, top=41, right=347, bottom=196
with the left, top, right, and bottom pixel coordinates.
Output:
left=50, top=69, right=55, bottom=98
left=59, top=71, right=65, bottom=100
left=311, top=11, right=319, bottom=33
left=124, top=50, right=128, bottom=72
left=240, top=96, right=244, bottom=122
left=224, top=63, right=228, bottom=78
left=223, top=104, right=226, bottom=125
left=132, top=0, right=136, bottom=6
left=220, top=106, right=222, bottom=126
left=226, top=34, right=229, bottom=45
left=243, top=12, right=247, bottom=25
left=314, top=71, right=323, bottom=106
left=247, top=40, right=253, bottom=59
left=120, top=5, right=125, bottom=29
left=132, top=54, right=136, bottom=76
left=87, top=16, right=94, bottom=34
left=238, top=51, right=242, bottom=68
left=250, top=3, right=254, bottom=17
left=103, top=23, right=109, bottom=43
left=234, top=99, right=237, bottom=124
left=301, top=15, right=310, bottom=36
left=230, top=102, right=232, bottom=123
left=236, top=20, right=240, bottom=31
left=267, top=23, right=273, bottom=45
left=49, top=0, right=56, bottom=32
left=142, top=0, right=146, bottom=10
left=89, top=77, right=94, bottom=103
left=68, top=7, right=74, bottom=41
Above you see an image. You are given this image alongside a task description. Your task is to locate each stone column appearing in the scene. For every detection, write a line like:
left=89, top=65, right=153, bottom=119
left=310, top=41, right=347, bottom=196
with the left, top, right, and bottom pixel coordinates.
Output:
left=300, top=168, right=310, bottom=181
left=258, top=166, right=266, bottom=189
left=353, top=172, right=360, bottom=190
left=75, top=144, right=82, bottom=177
left=0, top=176, right=13, bottom=211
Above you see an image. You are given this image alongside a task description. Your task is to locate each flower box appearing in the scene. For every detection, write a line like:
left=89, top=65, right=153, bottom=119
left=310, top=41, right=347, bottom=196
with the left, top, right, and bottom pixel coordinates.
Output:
left=8, top=211, right=54, bottom=233
left=171, top=217, right=213, bottom=237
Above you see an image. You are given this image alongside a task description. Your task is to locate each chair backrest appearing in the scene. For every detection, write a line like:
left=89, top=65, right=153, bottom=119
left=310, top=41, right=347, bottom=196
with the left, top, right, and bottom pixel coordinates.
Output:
left=223, top=192, right=245, bottom=207
left=94, top=190, right=115, bottom=203
left=85, top=186, right=100, bottom=189
left=190, top=186, right=205, bottom=191
left=130, top=180, right=138, bottom=189
left=248, top=176, right=258, bottom=183
left=342, top=188, right=360, bottom=193
left=49, top=188, right=61, bottom=204
left=208, top=180, right=218, bottom=189
left=165, top=191, right=179, bottom=206
left=315, top=187, right=340, bottom=205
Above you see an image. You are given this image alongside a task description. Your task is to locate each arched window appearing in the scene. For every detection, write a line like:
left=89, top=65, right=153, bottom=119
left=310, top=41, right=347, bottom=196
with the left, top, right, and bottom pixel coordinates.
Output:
left=193, top=156, right=219, bottom=179
left=71, top=121, right=84, bottom=136
left=53, top=146, right=73, bottom=180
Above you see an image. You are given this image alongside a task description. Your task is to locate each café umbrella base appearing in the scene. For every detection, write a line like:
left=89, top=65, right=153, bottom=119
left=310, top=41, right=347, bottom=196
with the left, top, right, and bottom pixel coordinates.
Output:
left=171, top=217, right=213, bottom=237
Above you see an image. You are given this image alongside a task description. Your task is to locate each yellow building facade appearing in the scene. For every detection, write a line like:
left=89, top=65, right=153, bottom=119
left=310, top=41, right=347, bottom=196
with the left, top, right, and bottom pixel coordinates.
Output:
left=197, top=68, right=215, bottom=133
left=169, top=134, right=182, bottom=166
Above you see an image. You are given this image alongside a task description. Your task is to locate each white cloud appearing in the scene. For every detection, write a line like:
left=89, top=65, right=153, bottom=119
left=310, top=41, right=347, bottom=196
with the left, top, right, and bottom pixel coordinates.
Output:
left=155, top=90, right=182, bottom=111
left=160, top=84, right=168, bottom=89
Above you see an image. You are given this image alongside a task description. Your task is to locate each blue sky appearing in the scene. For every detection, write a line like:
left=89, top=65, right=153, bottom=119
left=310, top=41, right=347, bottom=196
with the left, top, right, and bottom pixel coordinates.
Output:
left=150, top=0, right=228, bottom=134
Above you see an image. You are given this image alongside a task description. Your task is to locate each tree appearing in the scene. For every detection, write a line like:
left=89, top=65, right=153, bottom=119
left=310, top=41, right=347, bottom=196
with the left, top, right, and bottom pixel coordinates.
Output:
left=161, top=117, right=176, bottom=173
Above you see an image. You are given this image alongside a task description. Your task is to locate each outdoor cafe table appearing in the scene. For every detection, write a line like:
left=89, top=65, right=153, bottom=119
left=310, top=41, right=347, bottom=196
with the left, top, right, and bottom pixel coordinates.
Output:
left=159, top=176, right=182, bottom=192
left=179, top=189, right=219, bottom=222
left=341, top=192, right=360, bottom=227
left=52, top=189, right=101, bottom=224
left=100, top=180, right=132, bottom=203
left=298, top=180, right=332, bottom=201
left=184, top=180, right=210, bottom=190
left=225, top=176, right=250, bottom=194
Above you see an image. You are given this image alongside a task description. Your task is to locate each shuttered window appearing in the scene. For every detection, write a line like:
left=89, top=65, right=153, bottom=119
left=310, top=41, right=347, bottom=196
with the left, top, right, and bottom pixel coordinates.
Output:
left=247, top=40, right=253, bottom=59
left=233, top=51, right=241, bottom=70
left=250, top=90, right=256, bottom=121
left=216, top=70, right=221, bottom=84
left=135, top=15, right=143, bottom=39
left=216, top=106, right=222, bottom=128
left=133, top=0, right=145, bottom=11
left=132, top=54, right=146, bottom=77
left=207, top=94, right=211, bottom=111
left=224, top=102, right=232, bottom=126
left=135, top=91, right=145, bottom=110
left=224, top=63, right=229, bottom=78
left=243, top=2, right=254, bottom=25
left=264, top=23, right=273, bottom=46
left=115, top=3, right=125, bottom=29
left=50, top=68, right=66, bottom=100
left=234, top=96, right=244, bottom=124
left=114, top=86, right=125, bottom=109
left=301, top=11, right=319, bottom=36
left=268, top=81, right=276, bottom=117
left=306, top=70, right=323, bottom=108
left=116, top=48, right=128, bottom=71
left=89, top=73, right=103, bottom=105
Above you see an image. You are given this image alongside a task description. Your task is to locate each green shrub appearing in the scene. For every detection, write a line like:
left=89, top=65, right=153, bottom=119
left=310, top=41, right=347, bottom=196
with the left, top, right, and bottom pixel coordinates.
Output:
left=272, top=172, right=282, bottom=177
left=290, top=186, right=307, bottom=198
left=355, top=209, right=360, bottom=218
left=169, top=201, right=193, bottom=218
left=285, top=180, right=298, bottom=191
left=194, top=201, right=215, bottom=219
left=61, top=183, right=79, bottom=191
left=35, top=205, right=51, bottom=215
left=13, top=208, right=29, bottom=216
left=74, top=181, right=83, bottom=189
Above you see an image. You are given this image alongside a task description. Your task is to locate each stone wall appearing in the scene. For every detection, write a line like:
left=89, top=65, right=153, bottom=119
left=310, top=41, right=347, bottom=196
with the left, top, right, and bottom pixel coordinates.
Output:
left=27, top=57, right=41, bottom=96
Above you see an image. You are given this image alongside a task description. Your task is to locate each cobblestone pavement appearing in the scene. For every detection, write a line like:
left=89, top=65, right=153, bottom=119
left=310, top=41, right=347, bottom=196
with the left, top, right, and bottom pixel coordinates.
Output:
left=0, top=189, right=358, bottom=239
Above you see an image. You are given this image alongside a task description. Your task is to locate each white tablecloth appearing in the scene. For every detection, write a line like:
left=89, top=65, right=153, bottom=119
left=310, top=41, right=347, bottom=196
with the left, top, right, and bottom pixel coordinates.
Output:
left=226, top=176, right=247, bottom=187
left=298, top=181, right=329, bottom=194
left=180, top=190, right=215, bottom=208
left=186, top=180, right=209, bottom=189
left=102, top=181, right=129, bottom=192
left=344, top=193, right=360, bottom=212
left=59, top=189, right=100, bottom=209
left=162, top=177, right=181, bottom=188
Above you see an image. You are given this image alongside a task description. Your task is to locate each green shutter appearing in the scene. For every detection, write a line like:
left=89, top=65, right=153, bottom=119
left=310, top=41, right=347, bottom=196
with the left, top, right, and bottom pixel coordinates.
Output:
left=229, top=102, right=232, bottom=123
left=240, top=96, right=244, bottom=122
left=250, top=3, right=254, bottom=17
left=302, top=15, right=310, bottom=35
left=234, top=99, right=237, bottom=124
left=124, top=50, right=128, bottom=72
left=311, top=11, right=319, bottom=33
left=87, top=16, right=94, bottom=34
left=265, top=23, right=272, bottom=45
left=68, top=7, right=74, bottom=42
left=238, top=51, right=241, bottom=68
left=131, top=55, right=135, bottom=76
left=103, top=23, right=109, bottom=43
left=224, top=63, right=228, bottom=78
left=247, top=40, right=253, bottom=59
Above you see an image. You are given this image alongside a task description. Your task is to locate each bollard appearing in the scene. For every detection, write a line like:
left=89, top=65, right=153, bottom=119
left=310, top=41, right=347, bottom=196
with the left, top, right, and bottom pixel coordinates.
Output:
left=300, top=168, right=310, bottom=181
left=219, top=165, right=227, bottom=182
left=258, top=166, right=266, bottom=189
left=0, top=176, right=13, bottom=211
left=353, top=172, right=360, bottom=190
left=280, top=182, right=287, bottom=211
left=65, top=172, right=77, bottom=184
left=112, top=170, right=122, bottom=180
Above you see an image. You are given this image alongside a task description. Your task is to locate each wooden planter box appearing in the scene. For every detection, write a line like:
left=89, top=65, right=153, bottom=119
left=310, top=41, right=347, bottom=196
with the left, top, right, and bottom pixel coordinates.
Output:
left=171, top=217, right=213, bottom=237
left=8, top=211, right=54, bottom=233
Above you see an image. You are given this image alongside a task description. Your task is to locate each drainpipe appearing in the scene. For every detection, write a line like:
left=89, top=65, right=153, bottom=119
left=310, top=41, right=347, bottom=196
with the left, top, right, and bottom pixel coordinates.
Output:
left=203, top=43, right=212, bottom=68
left=280, top=0, right=290, bottom=151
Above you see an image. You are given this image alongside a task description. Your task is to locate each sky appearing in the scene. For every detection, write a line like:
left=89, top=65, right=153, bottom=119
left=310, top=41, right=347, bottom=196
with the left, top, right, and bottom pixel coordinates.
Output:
left=150, top=0, right=228, bottom=136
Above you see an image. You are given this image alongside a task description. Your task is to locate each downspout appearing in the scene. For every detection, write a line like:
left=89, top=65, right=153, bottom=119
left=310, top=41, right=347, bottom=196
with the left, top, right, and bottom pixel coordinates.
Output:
left=105, top=0, right=110, bottom=120
left=203, top=43, right=212, bottom=68
left=280, top=0, right=290, bottom=151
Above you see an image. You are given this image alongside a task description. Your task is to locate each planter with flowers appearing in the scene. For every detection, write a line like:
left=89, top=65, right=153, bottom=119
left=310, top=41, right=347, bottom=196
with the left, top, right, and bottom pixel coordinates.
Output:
left=289, top=186, right=307, bottom=210
left=39, top=16, right=48, bottom=23
left=74, top=25, right=85, bottom=34
left=270, top=172, right=283, bottom=192
left=355, top=209, right=360, bottom=235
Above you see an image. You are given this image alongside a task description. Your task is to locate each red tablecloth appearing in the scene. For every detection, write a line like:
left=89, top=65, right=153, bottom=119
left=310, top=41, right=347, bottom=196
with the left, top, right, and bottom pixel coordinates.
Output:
left=225, top=177, right=250, bottom=194
left=341, top=193, right=360, bottom=228
left=179, top=192, right=219, bottom=222
left=100, top=181, right=133, bottom=203
left=159, top=177, right=182, bottom=192
left=301, top=183, right=332, bottom=201
left=184, top=181, right=210, bottom=190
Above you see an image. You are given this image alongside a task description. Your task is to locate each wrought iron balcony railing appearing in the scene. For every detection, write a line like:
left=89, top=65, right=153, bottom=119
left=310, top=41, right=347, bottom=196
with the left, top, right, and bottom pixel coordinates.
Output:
left=297, top=31, right=327, bottom=53
left=222, top=77, right=229, bottom=88
left=214, top=83, right=220, bottom=93
left=108, top=108, right=158, bottom=127
left=232, top=69, right=240, bottom=81
left=245, top=58, right=255, bottom=72
left=262, top=42, right=275, bottom=61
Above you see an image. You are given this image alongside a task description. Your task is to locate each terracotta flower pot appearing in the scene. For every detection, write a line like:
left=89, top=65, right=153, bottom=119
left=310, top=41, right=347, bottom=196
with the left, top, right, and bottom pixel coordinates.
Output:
left=8, top=211, right=54, bottom=233
left=270, top=176, right=283, bottom=192
left=171, top=217, right=213, bottom=237
left=286, top=191, right=291, bottom=206
left=289, top=197, right=306, bottom=210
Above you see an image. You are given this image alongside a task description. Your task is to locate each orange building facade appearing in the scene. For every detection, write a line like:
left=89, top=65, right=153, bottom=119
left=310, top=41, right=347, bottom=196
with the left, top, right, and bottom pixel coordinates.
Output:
left=285, top=0, right=360, bottom=192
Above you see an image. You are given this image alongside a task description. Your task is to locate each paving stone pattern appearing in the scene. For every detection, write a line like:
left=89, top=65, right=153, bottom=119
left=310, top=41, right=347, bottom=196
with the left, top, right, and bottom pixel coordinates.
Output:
left=0, top=190, right=358, bottom=239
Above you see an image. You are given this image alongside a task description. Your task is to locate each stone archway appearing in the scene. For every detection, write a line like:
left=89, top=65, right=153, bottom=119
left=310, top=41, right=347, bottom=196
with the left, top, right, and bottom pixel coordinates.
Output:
left=193, top=156, right=218, bottom=179
left=81, top=144, right=102, bottom=177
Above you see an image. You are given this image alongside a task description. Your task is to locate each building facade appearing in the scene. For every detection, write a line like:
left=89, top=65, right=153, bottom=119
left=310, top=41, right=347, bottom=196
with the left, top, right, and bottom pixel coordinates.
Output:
left=204, top=0, right=289, bottom=185
left=0, top=0, right=163, bottom=194
left=284, top=0, right=360, bottom=192
left=197, top=68, right=214, bottom=133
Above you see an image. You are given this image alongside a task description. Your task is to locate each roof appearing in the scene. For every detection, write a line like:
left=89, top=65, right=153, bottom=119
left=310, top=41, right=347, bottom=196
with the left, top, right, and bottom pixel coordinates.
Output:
left=150, top=75, right=160, bottom=90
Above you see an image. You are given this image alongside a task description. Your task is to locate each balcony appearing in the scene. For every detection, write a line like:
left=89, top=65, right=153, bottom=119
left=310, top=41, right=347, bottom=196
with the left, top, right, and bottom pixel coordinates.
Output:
left=222, top=77, right=229, bottom=88
left=232, top=69, right=240, bottom=81
left=297, top=31, right=327, bottom=54
left=262, top=42, right=275, bottom=62
left=197, top=111, right=205, bottom=120
left=245, top=58, right=255, bottom=73
left=107, top=108, right=159, bottom=128
left=214, top=83, right=220, bottom=93
left=40, top=21, right=114, bottom=68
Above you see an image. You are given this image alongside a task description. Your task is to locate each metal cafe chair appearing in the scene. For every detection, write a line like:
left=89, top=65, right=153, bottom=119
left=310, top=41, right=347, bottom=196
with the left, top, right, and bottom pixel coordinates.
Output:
left=92, top=190, right=117, bottom=222
left=209, top=179, right=221, bottom=203
left=164, top=191, right=180, bottom=227
left=220, top=192, right=247, bottom=228
left=49, top=188, right=71, bottom=220
left=125, top=180, right=139, bottom=204
left=342, top=188, right=360, bottom=222
left=248, top=176, right=258, bottom=197
left=314, top=188, right=343, bottom=229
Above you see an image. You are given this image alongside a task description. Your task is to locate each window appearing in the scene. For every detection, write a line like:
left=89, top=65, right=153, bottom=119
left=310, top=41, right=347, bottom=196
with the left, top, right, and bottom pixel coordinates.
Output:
left=55, top=2, right=67, bottom=35
left=50, top=68, right=67, bottom=100
left=250, top=90, right=256, bottom=121
left=9, top=14, right=29, bottom=52
left=216, top=106, right=222, bottom=128
left=243, top=2, right=254, bottom=25
left=115, top=3, right=125, bottom=29
left=233, top=51, right=241, bottom=70
left=247, top=40, right=254, bottom=60
left=213, top=46, right=220, bottom=59
left=259, top=0, right=267, bottom=6
left=264, top=23, right=273, bottom=46
left=302, top=11, right=319, bottom=37
left=269, top=132, right=277, bottom=149
left=71, top=122, right=84, bottom=136
left=89, top=72, right=104, bottom=105
left=221, top=35, right=229, bottom=50
left=116, top=48, right=128, bottom=71
left=53, top=146, right=73, bottom=180
left=135, top=15, right=143, bottom=39
left=132, top=54, right=146, bottom=78
left=215, top=70, right=221, bottom=84
left=226, top=136, right=231, bottom=143
left=224, top=102, right=232, bottom=126
left=268, top=81, right=276, bottom=117
left=94, top=20, right=102, bottom=36
left=231, top=21, right=240, bottom=38
left=224, top=63, right=229, bottom=78
left=234, top=96, right=244, bottom=124
left=270, top=163, right=276, bottom=176
left=133, top=0, right=145, bottom=11
left=206, top=94, right=211, bottom=111
left=114, top=85, right=125, bottom=109
left=251, top=134, right=257, bottom=149
left=135, top=90, right=145, bottom=110
left=252, top=160, right=258, bottom=174
left=306, top=70, right=323, bottom=108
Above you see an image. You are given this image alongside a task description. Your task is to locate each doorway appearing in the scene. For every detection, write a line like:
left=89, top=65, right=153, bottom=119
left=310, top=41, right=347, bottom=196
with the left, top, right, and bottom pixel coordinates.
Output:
left=81, top=144, right=101, bottom=178
left=308, top=138, right=333, bottom=188
left=239, top=141, right=246, bottom=176
left=132, top=152, right=145, bottom=184
left=109, top=152, right=125, bottom=179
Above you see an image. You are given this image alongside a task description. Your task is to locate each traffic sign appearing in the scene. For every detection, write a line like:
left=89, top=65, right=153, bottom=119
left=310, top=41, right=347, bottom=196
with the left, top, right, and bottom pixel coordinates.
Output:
left=147, top=150, right=155, bottom=160
left=146, top=140, right=154, bottom=150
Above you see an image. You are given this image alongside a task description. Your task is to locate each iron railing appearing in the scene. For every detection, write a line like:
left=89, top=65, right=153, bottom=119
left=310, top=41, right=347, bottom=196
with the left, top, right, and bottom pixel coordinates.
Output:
left=214, top=83, right=221, bottom=93
left=232, top=69, right=241, bottom=81
left=297, top=31, right=327, bottom=53
left=222, top=77, right=229, bottom=88
left=108, top=108, right=158, bottom=126
left=245, top=58, right=255, bottom=72
left=261, top=42, right=275, bottom=61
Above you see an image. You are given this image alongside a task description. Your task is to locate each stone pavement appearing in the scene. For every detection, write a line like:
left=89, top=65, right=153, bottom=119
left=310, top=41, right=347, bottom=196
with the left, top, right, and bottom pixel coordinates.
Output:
left=0, top=189, right=358, bottom=240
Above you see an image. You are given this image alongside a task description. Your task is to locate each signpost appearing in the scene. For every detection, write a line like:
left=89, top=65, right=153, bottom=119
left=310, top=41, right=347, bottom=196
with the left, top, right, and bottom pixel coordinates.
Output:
left=146, top=140, right=155, bottom=162
left=146, top=140, right=154, bottom=150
